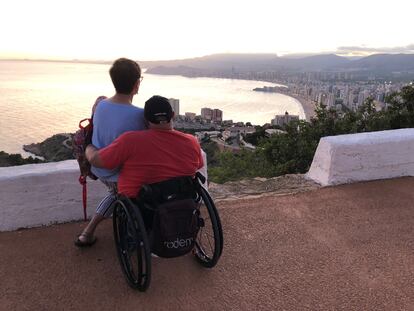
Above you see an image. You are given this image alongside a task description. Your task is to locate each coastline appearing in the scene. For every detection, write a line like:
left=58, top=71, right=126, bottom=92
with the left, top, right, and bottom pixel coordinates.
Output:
left=288, top=94, right=316, bottom=121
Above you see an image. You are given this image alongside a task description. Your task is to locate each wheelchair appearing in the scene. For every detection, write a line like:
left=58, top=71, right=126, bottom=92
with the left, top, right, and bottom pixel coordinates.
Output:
left=111, top=173, right=223, bottom=291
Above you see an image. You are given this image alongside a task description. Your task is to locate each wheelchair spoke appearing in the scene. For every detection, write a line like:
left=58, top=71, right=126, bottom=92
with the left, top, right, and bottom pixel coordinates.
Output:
left=196, top=227, right=214, bottom=259
left=204, top=231, right=214, bottom=254
left=196, top=232, right=207, bottom=255
left=203, top=232, right=215, bottom=240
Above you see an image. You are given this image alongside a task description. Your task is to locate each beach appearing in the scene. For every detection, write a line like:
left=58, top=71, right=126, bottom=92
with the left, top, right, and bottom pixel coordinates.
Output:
left=290, top=94, right=317, bottom=121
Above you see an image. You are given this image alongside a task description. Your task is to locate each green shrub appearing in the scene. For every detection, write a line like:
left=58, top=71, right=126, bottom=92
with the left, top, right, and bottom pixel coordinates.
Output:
left=208, top=84, right=414, bottom=183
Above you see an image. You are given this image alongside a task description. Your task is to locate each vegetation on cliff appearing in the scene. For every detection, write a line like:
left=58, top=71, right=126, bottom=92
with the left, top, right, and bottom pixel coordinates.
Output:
left=23, top=134, right=74, bottom=162
left=0, top=151, right=44, bottom=167
left=0, top=134, right=74, bottom=167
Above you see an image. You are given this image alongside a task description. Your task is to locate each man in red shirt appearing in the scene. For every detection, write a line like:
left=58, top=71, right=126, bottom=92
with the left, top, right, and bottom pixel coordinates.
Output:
left=86, top=95, right=204, bottom=198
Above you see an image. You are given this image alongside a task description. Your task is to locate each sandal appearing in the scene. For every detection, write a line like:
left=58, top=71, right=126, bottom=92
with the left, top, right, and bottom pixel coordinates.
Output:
left=74, top=233, right=97, bottom=247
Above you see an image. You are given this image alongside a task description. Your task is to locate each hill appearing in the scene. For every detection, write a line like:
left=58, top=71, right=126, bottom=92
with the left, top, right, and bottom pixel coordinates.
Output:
left=143, top=53, right=414, bottom=78
left=350, top=53, right=414, bottom=72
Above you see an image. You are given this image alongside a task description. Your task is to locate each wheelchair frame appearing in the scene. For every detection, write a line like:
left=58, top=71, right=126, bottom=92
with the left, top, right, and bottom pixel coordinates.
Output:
left=112, top=174, right=223, bottom=291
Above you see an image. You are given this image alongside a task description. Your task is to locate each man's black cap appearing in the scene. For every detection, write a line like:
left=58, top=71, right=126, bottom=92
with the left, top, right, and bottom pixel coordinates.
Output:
left=144, top=95, right=173, bottom=124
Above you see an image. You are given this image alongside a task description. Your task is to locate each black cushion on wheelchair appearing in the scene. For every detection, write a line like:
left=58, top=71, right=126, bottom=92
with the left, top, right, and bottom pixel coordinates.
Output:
left=138, top=176, right=197, bottom=205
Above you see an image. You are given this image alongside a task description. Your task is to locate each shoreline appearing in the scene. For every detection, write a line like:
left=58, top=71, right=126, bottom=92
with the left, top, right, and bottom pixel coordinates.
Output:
left=288, top=94, right=316, bottom=121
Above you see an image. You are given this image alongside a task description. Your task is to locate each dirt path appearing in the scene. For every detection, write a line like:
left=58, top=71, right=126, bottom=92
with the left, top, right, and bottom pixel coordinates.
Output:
left=1, top=177, right=413, bottom=310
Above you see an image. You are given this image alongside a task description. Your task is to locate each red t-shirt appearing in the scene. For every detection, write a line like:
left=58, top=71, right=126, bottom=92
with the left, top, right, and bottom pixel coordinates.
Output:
left=99, top=129, right=204, bottom=197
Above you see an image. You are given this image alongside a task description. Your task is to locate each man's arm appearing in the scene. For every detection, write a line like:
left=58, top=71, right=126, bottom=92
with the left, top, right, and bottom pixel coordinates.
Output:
left=86, top=145, right=105, bottom=168
left=87, top=133, right=132, bottom=170
left=194, top=139, right=204, bottom=169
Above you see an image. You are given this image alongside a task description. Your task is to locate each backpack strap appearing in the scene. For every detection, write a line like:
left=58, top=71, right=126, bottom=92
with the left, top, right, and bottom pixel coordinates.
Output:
left=79, top=175, right=88, bottom=221
left=76, top=95, right=106, bottom=221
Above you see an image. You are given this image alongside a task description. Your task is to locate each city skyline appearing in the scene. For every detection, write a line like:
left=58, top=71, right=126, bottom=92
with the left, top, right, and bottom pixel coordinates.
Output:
left=1, top=0, right=413, bottom=61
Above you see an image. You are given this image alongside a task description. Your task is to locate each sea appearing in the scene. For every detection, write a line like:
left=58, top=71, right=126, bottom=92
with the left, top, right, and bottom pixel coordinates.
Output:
left=0, top=60, right=305, bottom=156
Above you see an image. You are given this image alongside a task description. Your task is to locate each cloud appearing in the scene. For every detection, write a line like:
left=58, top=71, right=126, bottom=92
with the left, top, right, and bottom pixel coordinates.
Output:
left=280, top=53, right=320, bottom=58
left=280, top=44, right=414, bottom=59
left=336, top=44, right=414, bottom=55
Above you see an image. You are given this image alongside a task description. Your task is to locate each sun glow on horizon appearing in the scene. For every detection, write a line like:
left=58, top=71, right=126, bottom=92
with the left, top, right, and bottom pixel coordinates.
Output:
left=1, top=0, right=413, bottom=61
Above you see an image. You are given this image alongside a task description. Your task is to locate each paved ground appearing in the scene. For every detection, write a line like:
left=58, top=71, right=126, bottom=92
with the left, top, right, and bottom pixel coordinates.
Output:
left=1, top=177, right=413, bottom=311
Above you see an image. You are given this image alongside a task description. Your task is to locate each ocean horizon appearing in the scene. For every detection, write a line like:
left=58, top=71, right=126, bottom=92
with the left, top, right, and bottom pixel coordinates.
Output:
left=0, top=60, right=305, bottom=155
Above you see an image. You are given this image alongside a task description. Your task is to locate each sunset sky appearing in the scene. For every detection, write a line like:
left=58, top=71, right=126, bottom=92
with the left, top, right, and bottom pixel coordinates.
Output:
left=1, top=0, right=413, bottom=61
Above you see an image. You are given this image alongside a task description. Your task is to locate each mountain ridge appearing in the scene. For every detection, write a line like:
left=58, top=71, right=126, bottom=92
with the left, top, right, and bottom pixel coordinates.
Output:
left=141, top=53, right=414, bottom=76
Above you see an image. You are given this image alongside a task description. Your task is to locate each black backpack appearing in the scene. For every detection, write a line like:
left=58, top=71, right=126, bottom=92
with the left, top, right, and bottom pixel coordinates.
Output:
left=139, top=176, right=201, bottom=258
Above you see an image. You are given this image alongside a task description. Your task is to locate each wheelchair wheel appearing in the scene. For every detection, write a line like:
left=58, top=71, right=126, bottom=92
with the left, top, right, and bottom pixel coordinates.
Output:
left=194, top=186, right=223, bottom=268
left=113, top=198, right=151, bottom=291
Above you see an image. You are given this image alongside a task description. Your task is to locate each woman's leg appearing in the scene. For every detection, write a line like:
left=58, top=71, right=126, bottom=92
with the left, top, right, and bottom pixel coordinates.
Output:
left=75, top=180, right=117, bottom=246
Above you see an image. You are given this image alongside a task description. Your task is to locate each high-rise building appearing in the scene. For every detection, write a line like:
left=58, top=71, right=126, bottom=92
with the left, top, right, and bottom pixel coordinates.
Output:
left=201, top=108, right=213, bottom=121
left=357, top=92, right=365, bottom=106
left=168, top=98, right=180, bottom=115
left=327, top=93, right=335, bottom=108
left=376, top=93, right=385, bottom=103
left=348, top=93, right=355, bottom=109
left=212, top=109, right=223, bottom=123
left=318, top=92, right=328, bottom=105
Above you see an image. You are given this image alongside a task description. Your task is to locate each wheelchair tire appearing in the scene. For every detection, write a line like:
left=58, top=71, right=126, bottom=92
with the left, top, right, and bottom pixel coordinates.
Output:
left=113, top=198, right=151, bottom=291
left=194, top=186, right=223, bottom=268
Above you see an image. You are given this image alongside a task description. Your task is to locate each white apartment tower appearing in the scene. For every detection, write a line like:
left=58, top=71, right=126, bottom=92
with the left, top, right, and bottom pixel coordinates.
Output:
left=168, top=98, right=180, bottom=115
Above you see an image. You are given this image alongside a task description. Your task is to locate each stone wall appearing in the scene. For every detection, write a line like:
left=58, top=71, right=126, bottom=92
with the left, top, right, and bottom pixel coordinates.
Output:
left=0, top=160, right=107, bottom=231
left=306, top=128, right=414, bottom=186
left=2, top=128, right=414, bottom=231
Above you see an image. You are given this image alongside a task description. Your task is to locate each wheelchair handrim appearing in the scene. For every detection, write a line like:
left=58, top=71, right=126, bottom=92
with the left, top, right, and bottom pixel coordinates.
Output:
left=194, top=187, right=223, bottom=267
left=113, top=199, right=151, bottom=291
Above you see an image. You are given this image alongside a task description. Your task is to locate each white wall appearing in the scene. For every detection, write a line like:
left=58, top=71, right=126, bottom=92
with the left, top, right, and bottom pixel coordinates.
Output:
left=0, top=160, right=107, bottom=232
left=307, top=128, right=414, bottom=186
left=2, top=129, right=414, bottom=231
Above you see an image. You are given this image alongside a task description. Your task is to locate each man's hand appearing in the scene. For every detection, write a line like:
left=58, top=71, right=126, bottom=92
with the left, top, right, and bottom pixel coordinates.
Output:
left=85, top=144, right=104, bottom=168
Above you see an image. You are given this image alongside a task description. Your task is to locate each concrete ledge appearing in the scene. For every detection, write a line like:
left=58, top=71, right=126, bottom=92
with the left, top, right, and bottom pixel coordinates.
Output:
left=306, top=128, right=414, bottom=186
left=0, top=160, right=107, bottom=232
